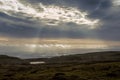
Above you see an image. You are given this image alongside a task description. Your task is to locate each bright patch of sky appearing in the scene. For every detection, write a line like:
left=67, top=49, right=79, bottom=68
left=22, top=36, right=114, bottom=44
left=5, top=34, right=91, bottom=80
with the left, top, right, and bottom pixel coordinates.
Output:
left=0, top=0, right=100, bottom=29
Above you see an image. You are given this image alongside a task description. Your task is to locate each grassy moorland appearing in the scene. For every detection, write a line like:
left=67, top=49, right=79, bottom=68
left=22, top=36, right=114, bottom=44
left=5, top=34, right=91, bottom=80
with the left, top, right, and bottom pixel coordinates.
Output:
left=0, top=51, right=120, bottom=80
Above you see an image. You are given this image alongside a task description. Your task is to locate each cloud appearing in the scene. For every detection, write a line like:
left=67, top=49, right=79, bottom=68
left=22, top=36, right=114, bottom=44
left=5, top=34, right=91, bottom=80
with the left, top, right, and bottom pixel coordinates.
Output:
left=0, top=0, right=100, bottom=29
left=0, top=0, right=120, bottom=41
left=112, top=0, right=120, bottom=6
left=0, top=0, right=120, bottom=58
left=1, top=38, right=120, bottom=58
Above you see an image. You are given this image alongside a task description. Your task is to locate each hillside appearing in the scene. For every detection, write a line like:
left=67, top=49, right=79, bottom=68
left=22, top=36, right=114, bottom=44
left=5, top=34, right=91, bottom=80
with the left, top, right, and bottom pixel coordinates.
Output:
left=0, top=55, right=20, bottom=59
left=0, top=51, right=120, bottom=64
left=0, top=55, right=24, bottom=64
left=27, top=51, right=120, bottom=63
left=0, top=51, right=120, bottom=80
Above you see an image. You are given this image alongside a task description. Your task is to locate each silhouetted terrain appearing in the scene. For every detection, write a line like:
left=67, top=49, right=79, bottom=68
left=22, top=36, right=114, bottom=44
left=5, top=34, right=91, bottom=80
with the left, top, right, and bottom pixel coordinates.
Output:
left=1, top=51, right=120, bottom=64
left=27, top=51, right=120, bottom=64
left=0, top=55, right=26, bottom=64
left=0, top=51, right=120, bottom=80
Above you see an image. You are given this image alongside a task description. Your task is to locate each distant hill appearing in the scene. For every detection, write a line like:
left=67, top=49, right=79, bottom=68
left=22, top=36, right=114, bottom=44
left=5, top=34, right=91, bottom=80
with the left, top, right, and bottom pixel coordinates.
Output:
left=27, top=51, right=120, bottom=64
left=0, top=55, right=25, bottom=64
left=0, top=55, right=20, bottom=59
left=1, top=51, right=120, bottom=64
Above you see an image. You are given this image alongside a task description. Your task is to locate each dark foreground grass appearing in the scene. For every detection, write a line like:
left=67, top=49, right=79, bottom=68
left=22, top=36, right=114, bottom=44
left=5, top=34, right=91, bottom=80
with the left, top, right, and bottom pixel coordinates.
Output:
left=0, top=62, right=120, bottom=80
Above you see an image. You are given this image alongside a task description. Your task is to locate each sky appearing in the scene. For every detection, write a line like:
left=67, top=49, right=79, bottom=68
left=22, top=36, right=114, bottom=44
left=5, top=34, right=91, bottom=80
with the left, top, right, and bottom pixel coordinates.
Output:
left=0, top=0, right=120, bottom=58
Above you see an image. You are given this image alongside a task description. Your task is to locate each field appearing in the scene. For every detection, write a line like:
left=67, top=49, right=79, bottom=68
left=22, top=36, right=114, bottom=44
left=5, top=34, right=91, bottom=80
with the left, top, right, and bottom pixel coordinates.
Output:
left=0, top=62, right=120, bottom=80
left=0, top=51, right=120, bottom=80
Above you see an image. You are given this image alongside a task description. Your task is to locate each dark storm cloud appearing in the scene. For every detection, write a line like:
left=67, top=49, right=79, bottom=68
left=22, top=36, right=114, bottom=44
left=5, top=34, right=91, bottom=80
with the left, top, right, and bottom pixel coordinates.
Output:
left=0, top=25, right=39, bottom=38
left=0, top=0, right=120, bottom=41
left=0, top=12, right=39, bottom=38
left=96, top=26, right=120, bottom=41
left=0, top=17, right=86, bottom=38
left=0, top=12, right=89, bottom=38
left=83, top=0, right=120, bottom=41
left=0, top=12, right=96, bottom=39
left=26, top=0, right=112, bottom=12
left=95, top=13, right=120, bottom=41
left=92, top=4, right=120, bottom=41
left=0, top=12, right=28, bottom=22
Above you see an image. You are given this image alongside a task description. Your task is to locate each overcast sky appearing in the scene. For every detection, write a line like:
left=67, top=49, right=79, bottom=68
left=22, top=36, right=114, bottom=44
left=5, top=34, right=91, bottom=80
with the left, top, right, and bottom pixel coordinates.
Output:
left=0, top=0, right=120, bottom=58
